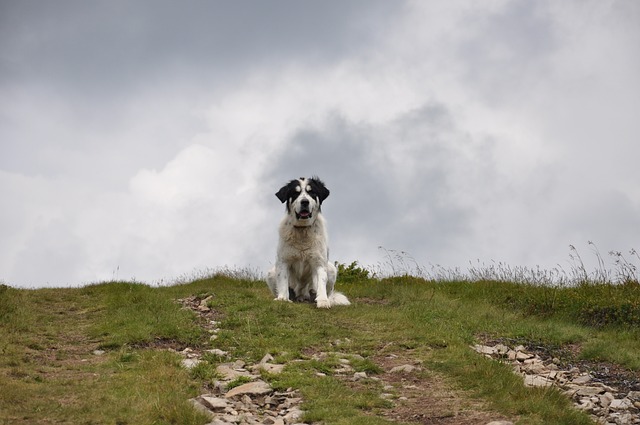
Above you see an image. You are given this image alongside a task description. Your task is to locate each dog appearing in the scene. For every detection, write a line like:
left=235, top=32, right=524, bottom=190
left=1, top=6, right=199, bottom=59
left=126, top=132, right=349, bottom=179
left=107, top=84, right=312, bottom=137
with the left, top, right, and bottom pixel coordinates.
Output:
left=266, top=177, right=350, bottom=308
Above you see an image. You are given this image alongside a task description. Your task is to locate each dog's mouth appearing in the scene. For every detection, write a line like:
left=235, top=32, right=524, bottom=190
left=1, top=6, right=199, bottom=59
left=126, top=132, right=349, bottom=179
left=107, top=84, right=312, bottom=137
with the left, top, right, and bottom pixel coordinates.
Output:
left=296, top=209, right=312, bottom=220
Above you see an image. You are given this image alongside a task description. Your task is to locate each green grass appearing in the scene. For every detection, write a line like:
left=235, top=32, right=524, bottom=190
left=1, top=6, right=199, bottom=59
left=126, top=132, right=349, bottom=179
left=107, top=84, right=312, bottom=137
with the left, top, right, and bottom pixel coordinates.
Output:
left=1, top=271, right=639, bottom=424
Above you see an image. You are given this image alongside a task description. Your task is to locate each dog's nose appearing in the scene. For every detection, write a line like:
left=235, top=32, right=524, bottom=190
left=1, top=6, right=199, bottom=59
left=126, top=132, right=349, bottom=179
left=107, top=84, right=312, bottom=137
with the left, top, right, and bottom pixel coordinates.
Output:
left=301, top=199, right=310, bottom=207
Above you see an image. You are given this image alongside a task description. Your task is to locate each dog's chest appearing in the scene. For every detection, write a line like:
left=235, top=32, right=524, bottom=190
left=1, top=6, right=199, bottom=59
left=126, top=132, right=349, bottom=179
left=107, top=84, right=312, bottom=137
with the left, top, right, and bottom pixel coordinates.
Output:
left=280, top=225, right=325, bottom=262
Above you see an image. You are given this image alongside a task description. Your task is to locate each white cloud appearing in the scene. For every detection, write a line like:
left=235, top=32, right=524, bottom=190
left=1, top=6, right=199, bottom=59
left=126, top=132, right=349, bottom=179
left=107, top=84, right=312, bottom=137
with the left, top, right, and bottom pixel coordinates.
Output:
left=2, top=0, right=639, bottom=286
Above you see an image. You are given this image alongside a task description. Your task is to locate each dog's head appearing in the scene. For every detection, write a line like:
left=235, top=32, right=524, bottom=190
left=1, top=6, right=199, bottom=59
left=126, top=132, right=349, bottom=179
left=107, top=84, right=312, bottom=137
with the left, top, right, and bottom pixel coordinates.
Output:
left=275, top=176, right=330, bottom=227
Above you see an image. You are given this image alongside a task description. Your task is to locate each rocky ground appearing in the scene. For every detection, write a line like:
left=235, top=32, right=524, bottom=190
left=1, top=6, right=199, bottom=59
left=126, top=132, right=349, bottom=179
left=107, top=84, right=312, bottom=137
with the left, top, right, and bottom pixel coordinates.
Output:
left=178, top=296, right=513, bottom=425
left=179, top=295, right=639, bottom=425
left=471, top=342, right=640, bottom=425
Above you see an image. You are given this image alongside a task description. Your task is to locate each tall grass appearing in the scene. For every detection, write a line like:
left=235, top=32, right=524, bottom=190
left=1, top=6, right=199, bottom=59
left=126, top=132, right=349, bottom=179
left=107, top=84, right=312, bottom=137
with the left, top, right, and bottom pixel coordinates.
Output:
left=370, top=242, right=639, bottom=286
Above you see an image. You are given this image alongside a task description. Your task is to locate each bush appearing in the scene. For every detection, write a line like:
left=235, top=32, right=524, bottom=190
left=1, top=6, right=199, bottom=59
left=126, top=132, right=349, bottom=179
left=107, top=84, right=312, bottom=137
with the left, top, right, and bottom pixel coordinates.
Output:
left=336, top=262, right=370, bottom=283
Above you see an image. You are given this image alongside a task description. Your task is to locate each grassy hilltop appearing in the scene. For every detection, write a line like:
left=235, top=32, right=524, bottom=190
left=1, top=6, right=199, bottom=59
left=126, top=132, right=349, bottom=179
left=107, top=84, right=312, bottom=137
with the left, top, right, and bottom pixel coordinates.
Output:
left=1, top=264, right=639, bottom=424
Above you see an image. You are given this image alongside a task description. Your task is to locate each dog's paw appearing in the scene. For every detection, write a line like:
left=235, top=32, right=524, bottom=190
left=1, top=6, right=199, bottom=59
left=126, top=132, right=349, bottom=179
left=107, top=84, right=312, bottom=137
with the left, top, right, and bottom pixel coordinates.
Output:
left=316, top=298, right=331, bottom=309
left=274, top=295, right=291, bottom=302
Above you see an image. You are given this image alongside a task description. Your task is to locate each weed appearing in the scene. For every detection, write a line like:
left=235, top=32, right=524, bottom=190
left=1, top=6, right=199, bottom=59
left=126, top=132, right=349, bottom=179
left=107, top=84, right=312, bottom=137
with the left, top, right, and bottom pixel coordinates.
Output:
left=226, top=375, right=253, bottom=390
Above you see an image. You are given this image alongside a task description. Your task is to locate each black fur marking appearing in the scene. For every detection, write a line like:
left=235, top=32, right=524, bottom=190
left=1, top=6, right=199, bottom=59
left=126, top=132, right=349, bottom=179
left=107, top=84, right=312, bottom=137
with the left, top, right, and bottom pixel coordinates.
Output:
left=274, top=177, right=330, bottom=213
left=308, top=176, right=330, bottom=204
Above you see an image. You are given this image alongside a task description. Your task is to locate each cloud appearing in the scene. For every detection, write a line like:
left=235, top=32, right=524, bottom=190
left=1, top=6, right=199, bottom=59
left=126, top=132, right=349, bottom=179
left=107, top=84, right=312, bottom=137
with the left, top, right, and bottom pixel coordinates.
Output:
left=1, top=1, right=639, bottom=287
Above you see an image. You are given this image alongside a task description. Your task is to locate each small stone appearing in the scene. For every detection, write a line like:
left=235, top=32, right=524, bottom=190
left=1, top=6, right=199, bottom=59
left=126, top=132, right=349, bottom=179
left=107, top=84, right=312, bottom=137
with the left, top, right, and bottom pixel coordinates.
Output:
left=181, top=358, right=201, bottom=369
left=516, top=351, right=533, bottom=361
left=258, top=363, right=285, bottom=374
left=494, top=344, right=509, bottom=355
left=572, top=374, right=592, bottom=385
left=473, top=345, right=496, bottom=355
left=224, top=380, right=272, bottom=399
left=627, top=391, right=640, bottom=401
left=576, top=398, right=595, bottom=411
left=353, top=372, right=368, bottom=381
left=524, top=375, right=553, bottom=387
left=486, top=421, right=514, bottom=425
left=283, top=407, right=303, bottom=423
left=260, top=353, right=275, bottom=364
left=188, top=398, right=214, bottom=419
left=92, top=350, right=105, bottom=356
left=610, top=398, right=634, bottom=410
left=206, top=349, right=228, bottom=357
left=599, top=392, right=615, bottom=408
left=389, top=364, right=420, bottom=374
left=200, top=395, right=228, bottom=411
left=576, top=386, right=604, bottom=397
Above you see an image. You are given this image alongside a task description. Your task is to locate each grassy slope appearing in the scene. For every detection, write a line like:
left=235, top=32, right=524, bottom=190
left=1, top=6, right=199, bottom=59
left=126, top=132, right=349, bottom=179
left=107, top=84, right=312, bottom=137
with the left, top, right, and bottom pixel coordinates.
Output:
left=1, top=276, right=638, bottom=424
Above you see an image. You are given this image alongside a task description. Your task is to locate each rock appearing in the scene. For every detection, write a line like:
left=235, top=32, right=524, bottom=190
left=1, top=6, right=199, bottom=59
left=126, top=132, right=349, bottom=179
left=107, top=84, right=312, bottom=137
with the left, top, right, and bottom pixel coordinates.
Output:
left=599, top=392, right=615, bottom=408
left=470, top=341, right=640, bottom=425
left=473, top=345, right=496, bottom=355
left=200, top=395, right=228, bottom=411
left=353, top=372, right=368, bottom=381
left=181, top=358, right=201, bottom=369
left=216, top=364, right=255, bottom=380
left=524, top=375, right=553, bottom=387
left=206, top=349, right=228, bottom=357
left=516, top=351, right=533, bottom=361
left=577, top=386, right=605, bottom=397
left=92, top=350, right=105, bottom=356
left=494, top=344, right=510, bottom=355
left=571, top=374, right=592, bottom=385
left=224, top=380, right=272, bottom=399
left=610, top=398, right=634, bottom=410
left=389, top=364, right=420, bottom=374
left=626, top=391, right=640, bottom=401
left=189, top=398, right=215, bottom=419
left=283, top=407, right=303, bottom=423
left=486, top=421, right=514, bottom=425
left=258, top=363, right=285, bottom=374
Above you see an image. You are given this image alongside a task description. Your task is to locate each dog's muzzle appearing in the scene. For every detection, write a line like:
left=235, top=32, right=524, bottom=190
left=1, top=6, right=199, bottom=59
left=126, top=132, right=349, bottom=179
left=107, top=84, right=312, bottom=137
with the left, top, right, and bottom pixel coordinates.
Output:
left=295, top=199, right=312, bottom=220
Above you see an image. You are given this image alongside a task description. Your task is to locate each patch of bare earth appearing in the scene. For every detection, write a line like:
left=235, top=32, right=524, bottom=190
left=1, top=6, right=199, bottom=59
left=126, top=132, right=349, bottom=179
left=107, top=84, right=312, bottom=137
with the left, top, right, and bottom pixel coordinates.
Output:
left=366, top=352, right=513, bottom=425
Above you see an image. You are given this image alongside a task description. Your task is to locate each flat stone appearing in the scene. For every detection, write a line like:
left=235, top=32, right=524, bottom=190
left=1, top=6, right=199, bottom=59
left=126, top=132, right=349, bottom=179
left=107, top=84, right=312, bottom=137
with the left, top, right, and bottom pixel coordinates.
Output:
left=216, top=364, right=253, bottom=380
left=626, top=391, right=640, bottom=401
left=257, top=363, right=285, bottom=374
left=181, top=358, right=201, bottom=369
left=473, top=345, right=496, bottom=355
left=494, top=344, right=510, bottom=355
left=524, top=375, right=553, bottom=387
left=576, top=386, right=604, bottom=397
left=389, top=364, right=420, bottom=374
left=200, top=395, right=228, bottom=411
left=188, top=398, right=215, bottom=419
left=609, top=398, right=634, bottom=410
left=353, top=372, right=368, bottom=381
left=486, top=421, right=514, bottom=425
left=571, top=374, right=592, bottom=385
left=283, top=407, right=303, bottom=423
left=206, top=349, right=228, bottom=357
left=599, top=392, right=615, bottom=408
left=225, top=380, right=272, bottom=399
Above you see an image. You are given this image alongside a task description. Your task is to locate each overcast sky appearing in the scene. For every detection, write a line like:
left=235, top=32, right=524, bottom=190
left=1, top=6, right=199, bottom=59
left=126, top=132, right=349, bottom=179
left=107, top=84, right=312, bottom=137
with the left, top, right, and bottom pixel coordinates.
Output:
left=1, top=0, right=639, bottom=287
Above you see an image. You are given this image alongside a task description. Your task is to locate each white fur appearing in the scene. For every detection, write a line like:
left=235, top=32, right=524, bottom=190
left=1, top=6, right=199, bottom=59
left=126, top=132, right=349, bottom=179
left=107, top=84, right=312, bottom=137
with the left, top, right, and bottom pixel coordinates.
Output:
left=267, top=178, right=350, bottom=308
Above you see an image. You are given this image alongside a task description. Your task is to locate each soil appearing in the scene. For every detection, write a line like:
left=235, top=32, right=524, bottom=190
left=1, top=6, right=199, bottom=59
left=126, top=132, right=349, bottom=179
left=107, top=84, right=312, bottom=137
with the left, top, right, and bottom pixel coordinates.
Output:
left=367, top=353, right=513, bottom=425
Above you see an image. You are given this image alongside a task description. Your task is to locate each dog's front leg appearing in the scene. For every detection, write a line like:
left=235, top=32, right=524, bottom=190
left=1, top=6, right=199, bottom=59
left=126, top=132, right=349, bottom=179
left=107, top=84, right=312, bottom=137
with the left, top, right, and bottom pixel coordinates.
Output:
left=314, top=266, right=330, bottom=308
left=274, top=262, right=291, bottom=302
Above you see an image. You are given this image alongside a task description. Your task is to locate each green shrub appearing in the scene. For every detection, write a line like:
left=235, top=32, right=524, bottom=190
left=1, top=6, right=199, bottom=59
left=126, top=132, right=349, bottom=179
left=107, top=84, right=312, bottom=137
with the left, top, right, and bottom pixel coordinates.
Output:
left=336, top=261, right=370, bottom=283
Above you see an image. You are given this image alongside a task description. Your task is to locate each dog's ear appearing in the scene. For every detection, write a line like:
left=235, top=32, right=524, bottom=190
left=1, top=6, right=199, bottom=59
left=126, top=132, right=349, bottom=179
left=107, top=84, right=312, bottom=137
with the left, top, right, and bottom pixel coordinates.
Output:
left=275, top=180, right=296, bottom=203
left=309, top=176, right=330, bottom=204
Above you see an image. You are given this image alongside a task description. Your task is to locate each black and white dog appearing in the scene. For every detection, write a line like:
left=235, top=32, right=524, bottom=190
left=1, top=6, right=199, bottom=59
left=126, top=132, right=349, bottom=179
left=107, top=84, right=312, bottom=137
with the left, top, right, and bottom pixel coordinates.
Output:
left=266, top=177, right=350, bottom=308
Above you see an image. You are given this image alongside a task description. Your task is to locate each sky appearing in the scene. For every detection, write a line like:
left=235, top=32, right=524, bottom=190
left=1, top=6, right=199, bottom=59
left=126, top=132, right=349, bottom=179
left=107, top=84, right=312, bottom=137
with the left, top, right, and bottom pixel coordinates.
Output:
left=1, top=0, right=639, bottom=288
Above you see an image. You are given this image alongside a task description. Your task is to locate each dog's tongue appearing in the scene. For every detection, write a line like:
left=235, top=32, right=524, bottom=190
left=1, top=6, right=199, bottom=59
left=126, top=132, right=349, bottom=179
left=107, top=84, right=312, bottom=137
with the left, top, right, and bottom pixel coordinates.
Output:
left=299, top=211, right=310, bottom=218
